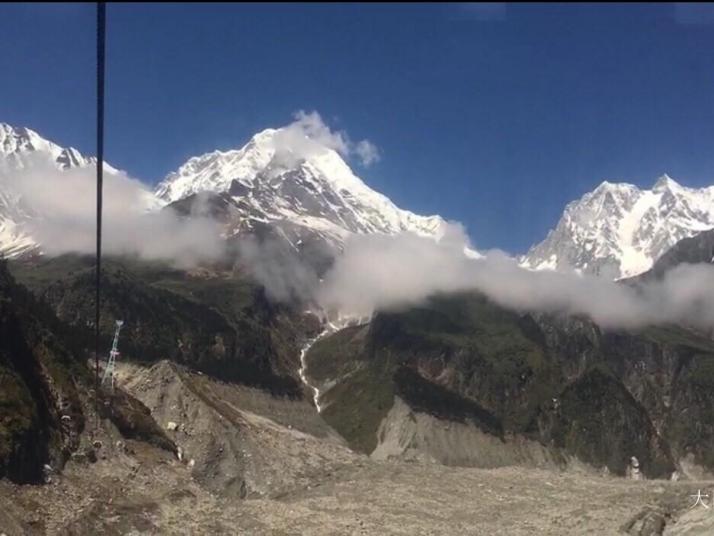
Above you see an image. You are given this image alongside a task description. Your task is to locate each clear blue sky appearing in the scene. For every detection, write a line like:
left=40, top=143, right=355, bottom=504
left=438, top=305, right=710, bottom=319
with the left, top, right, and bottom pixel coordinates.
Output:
left=2, top=3, right=714, bottom=253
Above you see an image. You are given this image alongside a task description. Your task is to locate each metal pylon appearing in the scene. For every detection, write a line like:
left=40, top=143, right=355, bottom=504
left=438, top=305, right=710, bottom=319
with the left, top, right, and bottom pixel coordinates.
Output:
left=101, top=320, right=124, bottom=391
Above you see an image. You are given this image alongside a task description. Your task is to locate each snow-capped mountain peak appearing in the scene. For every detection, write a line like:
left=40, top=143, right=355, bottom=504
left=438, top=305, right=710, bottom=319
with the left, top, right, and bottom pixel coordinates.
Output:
left=157, top=126, right=372, bottom=204
left=652, top=173, right=678, bottom=191
left=1, top=121, right=445, bottom=263
left=155, top=127, right=445, bottom=246
left=0, top=123, right=104, bottom=258
left=0, top=123, right=96, bottom=171
left=156, top=129, right=279, bottom=201
left=522, top=174, right=714, bottom=279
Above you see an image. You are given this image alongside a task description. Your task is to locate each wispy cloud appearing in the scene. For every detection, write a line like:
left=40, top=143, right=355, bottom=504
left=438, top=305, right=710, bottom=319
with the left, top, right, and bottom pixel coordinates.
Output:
left=283, top=110, right=381, bottom=167
left=354, top=140, right=381, bottom=167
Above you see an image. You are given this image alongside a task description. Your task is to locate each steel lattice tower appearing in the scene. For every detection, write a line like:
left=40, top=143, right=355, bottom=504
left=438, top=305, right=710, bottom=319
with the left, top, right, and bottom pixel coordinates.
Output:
left=101, top=320, right=124, bottom=391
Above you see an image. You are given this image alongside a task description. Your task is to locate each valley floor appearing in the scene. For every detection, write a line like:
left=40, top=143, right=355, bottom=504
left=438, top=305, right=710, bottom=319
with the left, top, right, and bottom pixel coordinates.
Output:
left=3, top=453, right=712, bottom=535
left=1, top=360, right=712, bottom=535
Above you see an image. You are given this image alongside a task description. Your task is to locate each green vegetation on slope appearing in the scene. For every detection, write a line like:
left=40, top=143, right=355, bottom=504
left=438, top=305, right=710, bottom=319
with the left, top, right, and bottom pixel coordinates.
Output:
left=537, top=366, right=674, bottom=478
left=369, top=293, right=561, bottom=430
left=308, top=290, right=714, bottom=477
left=306, top=325, right=396, bottom=453
left=11, top=254, right=309, bottom=396
left=0, top=260, right=86, bottom=482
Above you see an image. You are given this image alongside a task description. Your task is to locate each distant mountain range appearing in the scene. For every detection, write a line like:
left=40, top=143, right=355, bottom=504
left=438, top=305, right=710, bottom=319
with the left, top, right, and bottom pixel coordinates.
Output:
left=1, top=123, right=98, bottom=257
left=522, top=175, right=714, bottom=279
left=0, top=123, right=97, bottom=172
left=0, top=123, right=443, bottom=262
left=2, top=122, right=714, bottom=281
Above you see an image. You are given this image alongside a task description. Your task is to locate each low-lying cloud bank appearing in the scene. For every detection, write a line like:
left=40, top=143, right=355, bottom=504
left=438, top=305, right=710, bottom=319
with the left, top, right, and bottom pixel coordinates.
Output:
left=235, top=235, right=321, bottom=304
left=316, top=222, right=714, bottom=330
left=4, top=132, right=713, bottom=332
left=2, top=162, right=224, bottom=266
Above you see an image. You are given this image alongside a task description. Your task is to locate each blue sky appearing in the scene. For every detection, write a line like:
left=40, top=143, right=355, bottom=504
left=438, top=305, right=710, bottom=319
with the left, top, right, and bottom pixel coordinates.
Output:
left=2, top=3, right=714, bottom=253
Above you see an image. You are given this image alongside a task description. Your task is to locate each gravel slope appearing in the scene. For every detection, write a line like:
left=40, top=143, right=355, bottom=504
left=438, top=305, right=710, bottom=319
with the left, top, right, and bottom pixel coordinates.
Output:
left=1, top=361, right=712, bottom=535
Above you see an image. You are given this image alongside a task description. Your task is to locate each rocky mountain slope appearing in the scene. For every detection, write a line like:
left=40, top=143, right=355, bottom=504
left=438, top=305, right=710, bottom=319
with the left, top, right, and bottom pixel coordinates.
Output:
left=0, top=259, right=174, bottom=485
left=522, top=175, right=714, bottom=279
left=0, top=259, right=85, bottom=482
left=116, top=359, right=353, bottom=499
left=304, top=290, right=714, bottom=480
left=3, top=352, right=709, bottom=535
left=642, top=228, right=714, bottom=280
left=9, top=254, right=318, bottom=397
left=9, top=216, right=714, bottom=487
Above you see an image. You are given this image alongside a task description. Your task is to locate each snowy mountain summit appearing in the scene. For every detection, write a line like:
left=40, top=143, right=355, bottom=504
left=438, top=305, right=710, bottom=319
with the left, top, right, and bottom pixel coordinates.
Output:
left=6, top=120, right=710, bottom=282
left=0, top=120, right=444, bottom=261
left=522, top=175, right=714, bottom=279
left=0, top=123, right=103, bottom=257
left=0, top=122, right=96, bottom=171
left=155, top=127, right=445, bottom=248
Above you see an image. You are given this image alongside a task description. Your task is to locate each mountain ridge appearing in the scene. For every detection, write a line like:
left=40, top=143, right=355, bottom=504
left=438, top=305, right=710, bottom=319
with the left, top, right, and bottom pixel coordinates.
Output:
left=0, top=123, right=104, bottom=258
left=522, top=174, right=714, bottom=279
left=0, top=123, right=96, bottom=171
left=4, top=122, right=714, bottom=284
left=0, top=123, right=445, bottom=261
left=155, top=126, right=446, bottom=249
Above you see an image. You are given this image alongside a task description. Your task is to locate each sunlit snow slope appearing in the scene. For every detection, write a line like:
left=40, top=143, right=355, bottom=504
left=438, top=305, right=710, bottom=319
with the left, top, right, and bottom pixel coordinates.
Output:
left=522, top=175, right=714, bottom=279
left=155, top=128, right=445, bottom=249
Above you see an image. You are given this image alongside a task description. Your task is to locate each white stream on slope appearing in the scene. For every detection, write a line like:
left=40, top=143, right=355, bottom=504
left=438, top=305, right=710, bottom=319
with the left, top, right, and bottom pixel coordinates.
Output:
left=298, top=329, right=330, bottom=412
left=297, top=314, right=369, bottom=413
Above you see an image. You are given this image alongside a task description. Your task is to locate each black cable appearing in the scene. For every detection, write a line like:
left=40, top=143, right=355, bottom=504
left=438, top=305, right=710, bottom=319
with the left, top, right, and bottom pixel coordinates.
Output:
left=95, top=1, right=106, bottom=423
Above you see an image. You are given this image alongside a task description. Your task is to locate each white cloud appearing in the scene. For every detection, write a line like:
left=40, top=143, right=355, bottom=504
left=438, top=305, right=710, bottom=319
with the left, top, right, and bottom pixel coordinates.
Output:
left=1, top=162, right=224, bottom=266
left=316, top=222, right=714, bottom=330
left=289, top=110, right=350, bottom=155
left=235, top=235, right=320, bottom=303
left=278, top=110, right=381, bottom=168
left=354, top=140, right=381, bottom=167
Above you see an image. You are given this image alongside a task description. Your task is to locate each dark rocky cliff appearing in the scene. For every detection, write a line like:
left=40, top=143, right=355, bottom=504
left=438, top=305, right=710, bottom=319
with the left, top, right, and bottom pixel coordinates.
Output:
left=0, top=260, right=176, bottom=483
left=307, top=292, right=714, bottom=478
left=10, top=254, right=317, bottom=398
left=0, top=260, right=85, bottom=482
